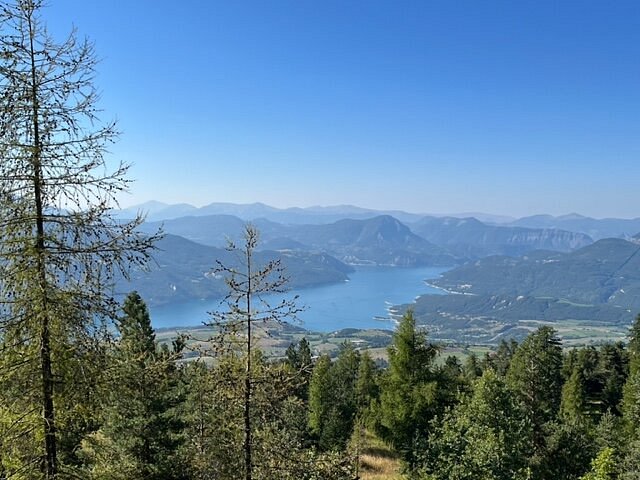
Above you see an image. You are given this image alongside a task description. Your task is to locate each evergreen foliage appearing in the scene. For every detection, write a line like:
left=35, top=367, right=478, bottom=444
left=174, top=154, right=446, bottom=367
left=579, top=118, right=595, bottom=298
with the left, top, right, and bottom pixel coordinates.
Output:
left=308, top=344, right=362, bottom=451
left=628, top=314, right=640, bottom=375
left=423, top=369, right=530, bottom=480
left=580, top=447, right=619, bottom=480
left=4, top=1, right=640, bottom=479
left=207, top=224, right=301, bottom=480
left=377, top=310, right=440, bottom=471
left=80, top=292, right=185, bottom=480
left=507, top=327, right=563, bottom=446
left=285, top=337, right=314, bottom=401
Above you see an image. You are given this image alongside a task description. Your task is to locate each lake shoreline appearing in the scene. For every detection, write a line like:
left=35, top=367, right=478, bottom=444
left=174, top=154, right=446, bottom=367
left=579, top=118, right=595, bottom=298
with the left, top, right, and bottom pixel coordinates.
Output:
left=150, top=265, right=451, bottom=332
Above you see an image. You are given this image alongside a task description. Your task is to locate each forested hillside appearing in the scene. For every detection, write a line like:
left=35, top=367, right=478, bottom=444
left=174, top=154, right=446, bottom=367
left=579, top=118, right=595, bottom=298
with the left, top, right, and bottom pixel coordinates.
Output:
left=121, top=234, right=353, bottom=306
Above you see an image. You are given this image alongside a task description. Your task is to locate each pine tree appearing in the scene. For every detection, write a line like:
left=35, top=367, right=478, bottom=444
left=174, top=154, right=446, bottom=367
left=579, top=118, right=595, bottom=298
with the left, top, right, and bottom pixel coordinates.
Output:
left=80, top=292, right=185, bottom=480
left=307, top=344, right=361, bottom=451
left=377, top=310, right=440, bottom=471
left=628, top=314, right=640, bottom=376
left=425, top=369, right=530, bottom=480
left=507, top=327, right=563, bottom=434
left=561, top=365, right=589, bottom=423
left=488, top=338, right=519, bottom=377
left=506, top=327, right=565, bottom=477
left=285, top=338, right=313, bottom=401
left=463, top=352, right=482, bottom=382
left=623, top=314, right=640, bottom=440
left=597, top=342, right=628, bottom=416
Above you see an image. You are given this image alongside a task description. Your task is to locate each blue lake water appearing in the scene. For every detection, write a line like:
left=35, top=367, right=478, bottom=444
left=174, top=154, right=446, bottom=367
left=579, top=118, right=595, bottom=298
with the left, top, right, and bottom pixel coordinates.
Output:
left=150, top=266, right=448, bottom=332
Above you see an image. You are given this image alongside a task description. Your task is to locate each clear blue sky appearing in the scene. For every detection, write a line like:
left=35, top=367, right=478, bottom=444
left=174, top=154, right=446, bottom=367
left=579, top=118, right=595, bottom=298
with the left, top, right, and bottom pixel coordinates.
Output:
left=45, top=1, right=640, bottom=218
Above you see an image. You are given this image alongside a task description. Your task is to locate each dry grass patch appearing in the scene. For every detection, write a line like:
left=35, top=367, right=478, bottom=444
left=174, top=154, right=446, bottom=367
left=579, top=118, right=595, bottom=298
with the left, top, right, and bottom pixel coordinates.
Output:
left=356, top=430, right=404, bottom=480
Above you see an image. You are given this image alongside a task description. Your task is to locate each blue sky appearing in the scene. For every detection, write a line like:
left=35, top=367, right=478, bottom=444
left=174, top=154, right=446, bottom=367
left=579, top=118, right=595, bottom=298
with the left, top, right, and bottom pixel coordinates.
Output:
left=45, top=1, right=640, bottom=218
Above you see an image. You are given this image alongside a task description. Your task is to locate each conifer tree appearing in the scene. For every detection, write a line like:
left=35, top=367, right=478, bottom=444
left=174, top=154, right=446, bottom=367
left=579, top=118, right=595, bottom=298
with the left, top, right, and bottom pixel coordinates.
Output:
left=506, top=327, right=564, bottom=477
left=285, top=337, right=313, bottom=401
left=208, top=224, right=300, bottom=480
left=80, top=292, right=185, bottom=480
left=561, top=365, right=589, bottom=423
left=307, top=344, right=361, bottom=451
left=597, top=342, right=628, bottom=416
left=507, top=327, right=563, bottom=436
left=0, top=2, right=156, bottom=477
left=623, top=314, right=640, bottom=445
left=463, top=352, right=482, bottom=381
left=377, top=310, right=440, bottom=471
left=355, top=351, right=379, bottom=416
left=488, top=338, right=519, bottom=377
left=424, top=369, right=530, bottom=480
left=628, top=314, right=640, bottom=375
left=308, top=354, right=333, bottom=447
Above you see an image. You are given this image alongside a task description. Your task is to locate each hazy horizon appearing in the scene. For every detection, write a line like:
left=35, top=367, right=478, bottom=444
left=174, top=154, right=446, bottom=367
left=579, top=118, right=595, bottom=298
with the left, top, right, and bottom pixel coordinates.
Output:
left=116, top=198, right=640, bottom=221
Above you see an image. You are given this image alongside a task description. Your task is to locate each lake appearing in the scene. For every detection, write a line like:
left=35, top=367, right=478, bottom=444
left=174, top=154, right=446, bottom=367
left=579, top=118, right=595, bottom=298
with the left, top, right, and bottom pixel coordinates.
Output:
left=149, top=265, right=448, bottom=332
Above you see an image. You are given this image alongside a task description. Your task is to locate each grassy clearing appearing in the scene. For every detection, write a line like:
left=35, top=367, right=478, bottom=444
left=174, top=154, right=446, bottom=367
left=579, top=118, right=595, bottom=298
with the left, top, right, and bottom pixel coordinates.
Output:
left=355, top=430, right=404, bottom=480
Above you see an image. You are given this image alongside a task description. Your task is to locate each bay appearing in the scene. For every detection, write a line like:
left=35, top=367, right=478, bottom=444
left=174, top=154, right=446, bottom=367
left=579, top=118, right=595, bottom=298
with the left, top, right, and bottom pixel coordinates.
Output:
left=149, top=265, right=448, bottom=332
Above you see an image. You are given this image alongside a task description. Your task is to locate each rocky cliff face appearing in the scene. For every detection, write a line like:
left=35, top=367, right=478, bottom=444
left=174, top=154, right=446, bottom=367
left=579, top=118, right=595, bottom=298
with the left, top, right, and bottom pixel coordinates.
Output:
left=411, top=216, right=593, bottom=258
left=502, top=228, right=592, bottom=250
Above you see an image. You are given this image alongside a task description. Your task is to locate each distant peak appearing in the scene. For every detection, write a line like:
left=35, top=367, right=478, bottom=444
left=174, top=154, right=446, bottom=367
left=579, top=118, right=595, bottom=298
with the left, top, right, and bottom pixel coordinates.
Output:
left=558, top=213, right=588, bottom=220
left=134, top=200, right=169, bottom=209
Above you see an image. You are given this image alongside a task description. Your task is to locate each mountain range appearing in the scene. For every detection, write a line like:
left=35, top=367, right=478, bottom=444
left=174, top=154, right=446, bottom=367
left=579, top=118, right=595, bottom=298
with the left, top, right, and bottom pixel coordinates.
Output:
left=116, top=201, right=640, bottom=239
left=410, top=216, right=592, bottom=258
left=114, top=201, right=514, bottom=225
left=507, top=214, right=640, bottom=240
left=429, top=238, right=640, bottom=310
left=135, top=212, right=592, bottom=264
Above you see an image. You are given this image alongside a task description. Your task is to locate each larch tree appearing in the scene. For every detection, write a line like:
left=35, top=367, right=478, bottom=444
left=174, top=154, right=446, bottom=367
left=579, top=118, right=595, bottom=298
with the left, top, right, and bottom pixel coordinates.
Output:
left=0, top=1, right=156, bottom=477
left=208, top=224, right=300, bottom=480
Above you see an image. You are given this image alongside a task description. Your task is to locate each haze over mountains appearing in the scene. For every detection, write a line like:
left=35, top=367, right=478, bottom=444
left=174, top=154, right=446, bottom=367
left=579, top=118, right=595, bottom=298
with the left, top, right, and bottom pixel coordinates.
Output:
left=117, top=201, right=640, bottom=336
left=508, top=214, right=640, bottom=240
left=116, top=201, right=640, bottom=240
left=115, top=201, right=514, bottom=225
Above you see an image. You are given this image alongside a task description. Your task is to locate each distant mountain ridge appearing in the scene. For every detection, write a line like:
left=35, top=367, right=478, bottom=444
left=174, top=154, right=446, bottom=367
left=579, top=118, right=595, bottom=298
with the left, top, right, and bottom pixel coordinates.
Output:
left=136, top=214, right=456, bottom=266
left=116, top=201, right=640, bottom=239
left=114, top=201, right=512, bottom=225
left=280, top=215, right=457, bottom=266
left=509, top=214, right=640, bottom=240
left=411, top=216, right=593, bottom=258
left=136, top=212, right=593, bottom=263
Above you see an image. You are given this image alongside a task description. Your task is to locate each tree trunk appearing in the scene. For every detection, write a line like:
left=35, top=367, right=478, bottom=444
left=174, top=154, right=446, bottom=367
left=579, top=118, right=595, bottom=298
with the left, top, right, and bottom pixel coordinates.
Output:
left=28, top=9, right=57, bottom=478
left=244, top=246, right=252, bottom=480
